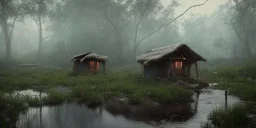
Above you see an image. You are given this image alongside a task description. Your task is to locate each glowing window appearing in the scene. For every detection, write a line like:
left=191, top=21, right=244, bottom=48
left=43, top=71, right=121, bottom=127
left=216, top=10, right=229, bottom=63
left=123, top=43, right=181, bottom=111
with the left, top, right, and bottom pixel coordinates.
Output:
left=89, top=61, right=100, bottom=71
left=173, top=60, right=183, bottom=69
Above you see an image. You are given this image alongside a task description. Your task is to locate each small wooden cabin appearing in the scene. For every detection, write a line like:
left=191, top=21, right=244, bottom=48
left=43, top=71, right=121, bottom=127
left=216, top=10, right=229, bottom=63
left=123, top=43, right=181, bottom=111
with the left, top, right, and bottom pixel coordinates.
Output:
left=71, top=52, right=108, bottom=73
left=136, top=43, right=206, bottom=79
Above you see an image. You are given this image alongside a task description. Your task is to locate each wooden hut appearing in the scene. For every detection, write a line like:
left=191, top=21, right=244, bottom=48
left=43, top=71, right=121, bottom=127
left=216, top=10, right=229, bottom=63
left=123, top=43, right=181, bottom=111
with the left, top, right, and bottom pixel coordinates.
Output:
left=136, top=43, right=206, bottom=79
left=71, top=52, right=108, bottom=73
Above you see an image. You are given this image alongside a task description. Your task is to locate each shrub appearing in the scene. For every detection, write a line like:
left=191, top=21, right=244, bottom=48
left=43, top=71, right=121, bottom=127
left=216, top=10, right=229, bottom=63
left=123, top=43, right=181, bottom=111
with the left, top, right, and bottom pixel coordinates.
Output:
left=1, top=69, right=194, bottom=105
left=201, top=122, right=214, bottom=128
left=128, top=91, right=145, bottom=105
left=208, top=104, right=248, bottom=128
left=148, top=86, right=193, bottom=104
left=216, top=82, right=256, bottom=102
left=23, top=95, right=41, bottom=107
left=78, top=92, right=103, bottom=107
left=43, top=89, right=66, bottom=105
left=0, top=93, right=28, bottom=128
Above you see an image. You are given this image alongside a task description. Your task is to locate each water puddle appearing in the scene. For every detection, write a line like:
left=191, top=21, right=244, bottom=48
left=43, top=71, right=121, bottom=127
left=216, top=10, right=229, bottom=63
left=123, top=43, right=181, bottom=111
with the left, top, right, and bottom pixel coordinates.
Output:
left=7, top=89, right=48, bottom=98
left=9, top=86, right=71, bottom=98
left=209, top=83, right=218, bottom=87
left=17, top=88, right=240, bottom=128
left=163, top=88, right=240, bottom=128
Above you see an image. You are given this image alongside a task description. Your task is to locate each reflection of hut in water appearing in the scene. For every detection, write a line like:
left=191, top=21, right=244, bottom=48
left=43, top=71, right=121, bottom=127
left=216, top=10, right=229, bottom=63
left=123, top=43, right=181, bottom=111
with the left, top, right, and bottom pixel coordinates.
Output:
left=71, top=52, right=108, bottom=73
left=136, top=43, right=206, bottom=79
left=104, top=96, right=200, bottom=123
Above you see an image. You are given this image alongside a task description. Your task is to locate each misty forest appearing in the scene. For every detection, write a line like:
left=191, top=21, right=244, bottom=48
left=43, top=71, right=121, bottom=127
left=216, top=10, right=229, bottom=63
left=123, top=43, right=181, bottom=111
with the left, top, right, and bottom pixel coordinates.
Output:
left=0, top=0, right=256, bottom=128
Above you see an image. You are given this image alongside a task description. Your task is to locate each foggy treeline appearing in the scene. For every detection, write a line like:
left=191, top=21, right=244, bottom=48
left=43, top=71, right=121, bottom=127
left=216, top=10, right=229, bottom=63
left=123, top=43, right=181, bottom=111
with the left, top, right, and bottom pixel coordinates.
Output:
left=0, top=0, right=256, bottom=68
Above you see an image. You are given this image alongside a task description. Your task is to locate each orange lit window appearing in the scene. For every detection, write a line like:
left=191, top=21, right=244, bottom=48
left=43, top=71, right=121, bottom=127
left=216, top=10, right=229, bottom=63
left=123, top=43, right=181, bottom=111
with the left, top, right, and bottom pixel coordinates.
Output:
left=89, top=61, right=100, bottom=71
left=95, top=62, right=100, bottom=71
left=172, top=60, right=182, bottom=69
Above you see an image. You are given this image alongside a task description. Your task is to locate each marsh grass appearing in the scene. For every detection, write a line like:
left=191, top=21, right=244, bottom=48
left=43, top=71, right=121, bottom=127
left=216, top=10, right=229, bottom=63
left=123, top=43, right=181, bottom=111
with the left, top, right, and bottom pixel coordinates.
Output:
left=201, top=63, right=256, bottom=128
left=201, top=122, right=214, bottom=128
left=0, top=92, right=28, bottom=128
left=23, top=95, right=41, bottom=107
left=208, top=104, right=248, bottom=128
left=206, top=64, right=256, bottom=102
left=43, top=89, right=68, bottom=105
left=217, top=82, right=256, bottom=102
left=0, top=69, right=193, bottom=105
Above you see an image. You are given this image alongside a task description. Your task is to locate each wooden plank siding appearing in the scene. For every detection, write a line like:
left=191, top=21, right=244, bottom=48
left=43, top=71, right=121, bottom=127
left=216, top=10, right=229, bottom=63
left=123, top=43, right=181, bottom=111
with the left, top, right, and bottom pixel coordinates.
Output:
left=143, top=58, right=195, bottom=78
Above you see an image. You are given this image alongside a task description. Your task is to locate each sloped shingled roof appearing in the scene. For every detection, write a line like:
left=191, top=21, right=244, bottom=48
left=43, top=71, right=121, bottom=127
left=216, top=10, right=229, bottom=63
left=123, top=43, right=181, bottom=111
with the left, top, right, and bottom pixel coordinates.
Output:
left=71, top=52, right=108, bottom=62
left=136, top=43, right=206, bottom=65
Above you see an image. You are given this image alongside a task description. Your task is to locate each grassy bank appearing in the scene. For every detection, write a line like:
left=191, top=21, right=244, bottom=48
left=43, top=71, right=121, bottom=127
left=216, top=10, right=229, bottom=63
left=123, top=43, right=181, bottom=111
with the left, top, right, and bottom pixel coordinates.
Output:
left=205, top=64, right=256, bottom=102
left=0, top=92, right=28, bottom=128
left=0, top=69, right=193, bottom=105
left=202, top=104, right=248, bottom=128
left=202, top=63, right=256, bottom=128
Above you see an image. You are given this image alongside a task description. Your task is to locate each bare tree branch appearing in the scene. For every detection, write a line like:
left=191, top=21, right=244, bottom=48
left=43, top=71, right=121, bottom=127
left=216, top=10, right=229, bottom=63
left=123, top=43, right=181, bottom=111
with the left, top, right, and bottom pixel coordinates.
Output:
left=42, top=34, right=53, bottom=41
left=137, top=2, right=151, bottom=25
left=136, top=0, right=209, bottom=46
left=105, top=7, right=117, bottom=32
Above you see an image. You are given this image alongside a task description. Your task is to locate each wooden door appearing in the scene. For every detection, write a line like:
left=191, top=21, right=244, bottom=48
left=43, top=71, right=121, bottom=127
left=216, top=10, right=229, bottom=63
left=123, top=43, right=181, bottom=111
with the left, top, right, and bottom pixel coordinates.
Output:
left=172, top=60, right=183, bottom=76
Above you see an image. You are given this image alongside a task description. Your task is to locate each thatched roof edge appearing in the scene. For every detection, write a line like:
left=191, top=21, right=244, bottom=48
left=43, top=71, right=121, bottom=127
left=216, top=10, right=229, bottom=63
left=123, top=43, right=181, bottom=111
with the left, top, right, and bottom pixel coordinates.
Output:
left=136, top=43, right=206, bottom=65
left=71, top=52, right=108, bottom=62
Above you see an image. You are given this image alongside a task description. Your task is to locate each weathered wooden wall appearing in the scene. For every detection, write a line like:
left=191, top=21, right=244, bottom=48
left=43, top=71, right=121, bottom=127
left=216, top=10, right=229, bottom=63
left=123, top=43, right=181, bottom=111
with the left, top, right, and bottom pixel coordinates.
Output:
left=143, top=60, right=170, bottom=78
left=73, top=60, right=106, bottom=73
left=143, top=59, right=193, bottom=78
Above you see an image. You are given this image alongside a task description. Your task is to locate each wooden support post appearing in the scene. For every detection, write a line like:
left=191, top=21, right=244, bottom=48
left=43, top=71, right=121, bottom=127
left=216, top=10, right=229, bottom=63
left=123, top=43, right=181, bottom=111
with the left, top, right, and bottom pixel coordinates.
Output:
left=74, top=62, right=78, bottom=73
left=94, top=61, right=97, bottom=72
left=194, top=91, right=200, bottom=113
left=195, top=62, right=199, bottom=79
left=167, top=60, right=172, bottom=79
left=39, top=85, right=42, bottom=102
left=88, top=62, right=90, bottom=72
left=188, top=64, right=191, bottom=76
left=84, top=63, right=87, bottom=73
left=186, top=64, right=189, bottom=76
left=103, top=62, right=106, bottom=73
left=73, top=62, right=75, bottom=72
left=171, top=63, right=176, bottom=77
left=225, top=90, right=228, bottom=110
left=39, top=90, right=42, bottom=101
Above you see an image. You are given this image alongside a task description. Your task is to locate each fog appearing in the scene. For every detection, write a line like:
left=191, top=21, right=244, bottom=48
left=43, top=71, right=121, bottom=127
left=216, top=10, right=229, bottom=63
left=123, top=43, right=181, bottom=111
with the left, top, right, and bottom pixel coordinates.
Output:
left=0, top=0, right=255, bottom=68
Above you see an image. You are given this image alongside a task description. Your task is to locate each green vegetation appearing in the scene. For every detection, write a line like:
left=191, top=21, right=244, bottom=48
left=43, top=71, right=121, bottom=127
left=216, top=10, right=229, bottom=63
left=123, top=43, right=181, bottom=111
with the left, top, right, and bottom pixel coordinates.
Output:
left=43, top=89, right=67, bottom=105
left=0, top=93, right=28, bottom=128
left=202, top=104, right=248, bottom=128
left=205, top=64, right=256, bottom=102
left=0, top=69, right=193, bottom=105
left=23, top=95, right=41, bottom=107
left=201, top=63, right=256, bottom=128
left=201, top=122, right=214, bottom=128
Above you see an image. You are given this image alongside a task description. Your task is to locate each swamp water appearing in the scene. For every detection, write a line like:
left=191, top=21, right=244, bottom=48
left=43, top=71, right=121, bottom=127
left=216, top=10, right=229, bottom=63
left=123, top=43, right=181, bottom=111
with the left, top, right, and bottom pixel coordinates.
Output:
left=16, top=88, right=240, bottom=128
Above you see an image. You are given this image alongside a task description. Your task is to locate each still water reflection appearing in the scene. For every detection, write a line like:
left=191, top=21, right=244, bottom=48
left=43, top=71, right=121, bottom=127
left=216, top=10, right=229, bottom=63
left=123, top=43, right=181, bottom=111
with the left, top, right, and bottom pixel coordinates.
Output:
left=17, top=88, right=240, bottom=128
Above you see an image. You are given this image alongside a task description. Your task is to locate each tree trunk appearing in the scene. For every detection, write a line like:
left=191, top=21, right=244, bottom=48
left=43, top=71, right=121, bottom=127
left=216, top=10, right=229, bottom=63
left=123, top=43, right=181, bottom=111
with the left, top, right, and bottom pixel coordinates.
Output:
left=232, top=43, right=238, bottom=59
left=195, top=62, right=199, bottom=79
left=117, top=36, right=122, bottom=64
left=6, top=41, right=11, bottom=60
left=133, top=24, right=139, bottom=57
left=38, top=12, right=43, bottom=61
left=1, top=18, right=11, bottom=60
left=244, top=38, right=252, bottom=58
